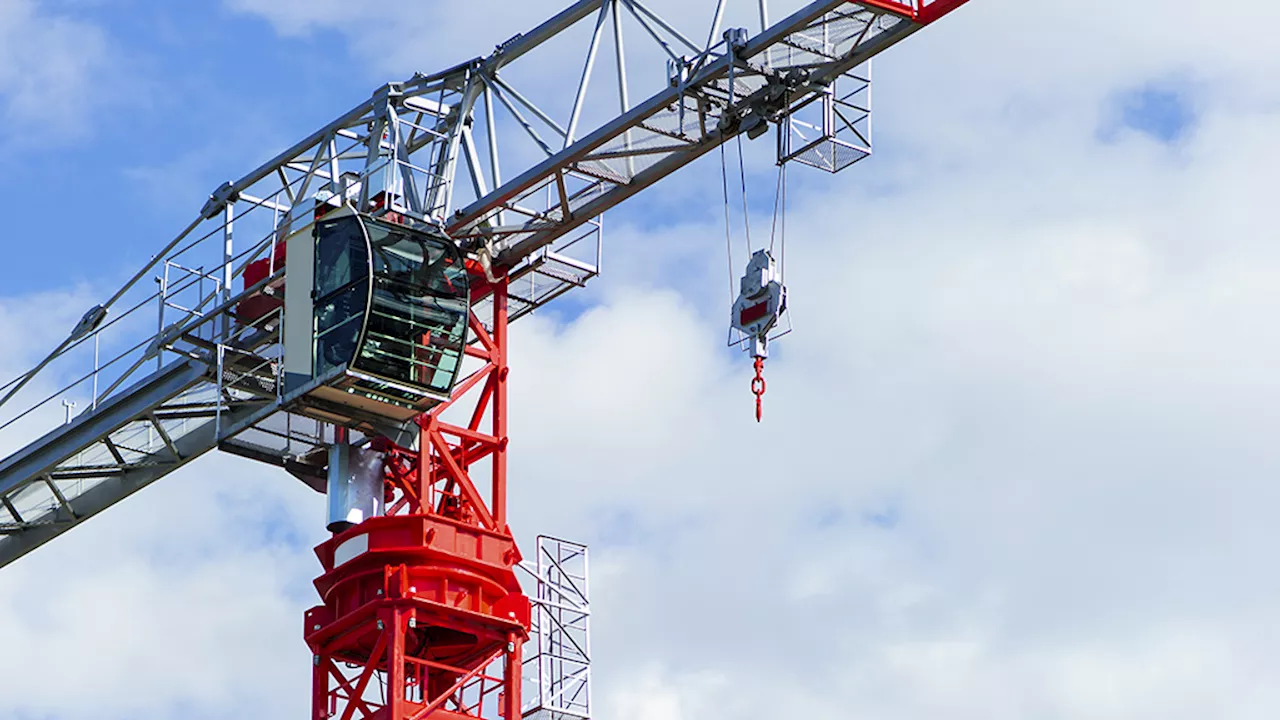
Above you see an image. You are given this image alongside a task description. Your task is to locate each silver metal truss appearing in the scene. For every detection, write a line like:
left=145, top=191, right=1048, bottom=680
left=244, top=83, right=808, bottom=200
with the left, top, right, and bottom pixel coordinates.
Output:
left=0, top=0, right=957, bottom=568
left=780, top=63, right=872, bottom=172
left=521, top=537, right=592, bottom=720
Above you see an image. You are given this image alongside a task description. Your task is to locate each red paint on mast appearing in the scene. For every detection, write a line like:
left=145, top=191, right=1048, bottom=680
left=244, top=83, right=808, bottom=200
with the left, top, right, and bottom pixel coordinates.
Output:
left=305, top=279, right=529, bottom=720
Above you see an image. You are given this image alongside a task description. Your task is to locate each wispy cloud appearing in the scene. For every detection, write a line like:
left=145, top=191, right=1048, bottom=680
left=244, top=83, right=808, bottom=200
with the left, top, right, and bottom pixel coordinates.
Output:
left=4, top=1, right=1280, bottom=719
left=0, top=0, right=120, bottom=144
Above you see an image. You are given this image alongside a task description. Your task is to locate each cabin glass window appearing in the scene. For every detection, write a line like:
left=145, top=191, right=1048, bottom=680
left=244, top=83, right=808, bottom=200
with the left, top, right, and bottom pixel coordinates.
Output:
left=354, top=222, right=468, bottom=396
left=313, top=216, right=370, bottom=378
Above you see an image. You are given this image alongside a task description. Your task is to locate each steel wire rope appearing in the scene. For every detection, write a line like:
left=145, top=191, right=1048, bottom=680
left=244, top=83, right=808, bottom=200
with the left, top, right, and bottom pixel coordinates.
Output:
left=719, top=142, right=736, bottom=304
left=0, top=167, right=308, bottom=410
left=735, top=132, right=753, bottom=256
left=768, top=157, right=788, bottom=284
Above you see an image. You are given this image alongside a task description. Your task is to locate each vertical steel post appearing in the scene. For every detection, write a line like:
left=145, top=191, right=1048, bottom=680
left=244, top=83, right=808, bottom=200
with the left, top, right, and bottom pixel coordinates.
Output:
left=155, top=268, right=167, bottom=371
left=705, top=0, right=728, bottom=50
left=222, top=202, right=234, bottom=339
left=759, top=0, right=772, bottom=68
left=388, top=608, right=406, bottom=718
left=565, top=4, right=611, bottom=147
left=611, top=0, right=635, bottom=177
left=482, top=82, right=505, bottom=226
left=312, top=654, right=329, bottom=720
left=215, top=344, right=225, bottom=439
left=492, top=278, right=508, bottom=529
left=92, top=333, right=100, bottom=411
left=504, top=631, right=522, bottom=720
left=430, top=77, right=483, bottom=218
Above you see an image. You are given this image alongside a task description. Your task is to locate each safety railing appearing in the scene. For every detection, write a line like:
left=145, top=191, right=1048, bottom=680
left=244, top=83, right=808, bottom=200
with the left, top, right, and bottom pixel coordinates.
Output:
left=520, top=536, right=592, bottom=720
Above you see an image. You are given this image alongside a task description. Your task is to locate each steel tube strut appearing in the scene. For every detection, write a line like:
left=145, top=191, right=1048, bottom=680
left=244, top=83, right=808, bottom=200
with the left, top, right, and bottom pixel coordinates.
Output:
left=0, top=0, right=971, bottom=572
left=449, top=0, right=932, bottom=269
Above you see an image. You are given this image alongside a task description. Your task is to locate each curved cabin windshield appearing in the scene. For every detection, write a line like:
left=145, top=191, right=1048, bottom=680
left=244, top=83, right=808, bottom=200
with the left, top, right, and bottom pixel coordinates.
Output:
left=313, top=215, right=371, bottom=379
left=353, top=219, right=469, bottom=402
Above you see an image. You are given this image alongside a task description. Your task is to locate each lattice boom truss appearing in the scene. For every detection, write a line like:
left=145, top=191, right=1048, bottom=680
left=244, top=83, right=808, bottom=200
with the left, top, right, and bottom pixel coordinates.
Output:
left=0, top=3, right=974, bottom=720
left=0, top=0, right=971, bottom=645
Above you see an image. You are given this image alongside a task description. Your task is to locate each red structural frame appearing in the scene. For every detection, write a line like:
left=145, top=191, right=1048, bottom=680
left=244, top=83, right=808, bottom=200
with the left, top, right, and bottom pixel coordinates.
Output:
left=306, top=279, right=530, bottom=720
left=860, top=0, right=969, bottom=24
left=299, top=3, right=979, bottom=713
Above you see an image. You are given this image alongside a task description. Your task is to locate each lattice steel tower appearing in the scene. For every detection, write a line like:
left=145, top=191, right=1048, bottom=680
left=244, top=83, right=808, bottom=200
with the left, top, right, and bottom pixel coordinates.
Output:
left=0, top=2, right=971, bottom=718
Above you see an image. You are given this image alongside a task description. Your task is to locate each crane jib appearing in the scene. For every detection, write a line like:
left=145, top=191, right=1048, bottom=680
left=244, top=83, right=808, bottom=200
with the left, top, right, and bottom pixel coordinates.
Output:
left=0, top=0, right=974, bottom=639
left=449, top=0, right=970, bottom=274
left=0, top=1, right=980, bottom=717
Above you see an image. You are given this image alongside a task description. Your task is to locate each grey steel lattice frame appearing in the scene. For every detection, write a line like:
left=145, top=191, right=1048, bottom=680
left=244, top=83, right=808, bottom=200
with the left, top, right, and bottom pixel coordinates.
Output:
left=520, top=537, right=592, bottom=720
left=0, top=0, right=942, bottom=568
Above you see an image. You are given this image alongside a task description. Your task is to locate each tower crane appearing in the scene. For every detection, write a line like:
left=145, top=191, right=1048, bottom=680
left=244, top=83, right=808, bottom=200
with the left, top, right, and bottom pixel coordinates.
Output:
left=0, top=1, right=970, bottom=718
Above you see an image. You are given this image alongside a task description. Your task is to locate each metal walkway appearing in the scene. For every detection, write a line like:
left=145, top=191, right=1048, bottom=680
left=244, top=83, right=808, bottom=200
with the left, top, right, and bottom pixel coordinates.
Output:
left=0, top=350, right=289, bottom=567
left=0, top=0, right=963, bottom=568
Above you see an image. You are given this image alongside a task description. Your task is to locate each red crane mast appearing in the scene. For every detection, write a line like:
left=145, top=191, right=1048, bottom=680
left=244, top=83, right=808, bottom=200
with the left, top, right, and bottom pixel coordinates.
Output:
left=0, top=2, right=972, bottom=719
left=307, top=282, right=523, bottom=720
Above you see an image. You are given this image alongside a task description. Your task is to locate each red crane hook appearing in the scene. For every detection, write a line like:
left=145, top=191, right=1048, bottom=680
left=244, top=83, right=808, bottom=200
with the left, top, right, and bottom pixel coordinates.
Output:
left=751, top=357, right=767, bottom=422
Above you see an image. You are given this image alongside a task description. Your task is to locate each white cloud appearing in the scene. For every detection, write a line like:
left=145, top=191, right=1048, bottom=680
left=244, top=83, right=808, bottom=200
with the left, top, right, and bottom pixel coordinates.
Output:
left=5, top=0, right=1280, bottom=719
left=0, top=0, right=116, bottom=141
left=0, top=453, right=325, bottom=719
left=221, top=0, right=790, bottom=119
left=222, top=0, right=565, bottom=73
left=0, top=291, right=326, bottom=719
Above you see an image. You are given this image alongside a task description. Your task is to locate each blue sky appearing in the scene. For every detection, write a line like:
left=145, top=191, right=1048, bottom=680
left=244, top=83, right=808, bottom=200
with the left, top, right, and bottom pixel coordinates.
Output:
left=5, top=1, right=1280, bottom=719
left=0, top=2, right=382, bottom=295
left=0, top=0, right=912, bottom=300
left=1119, top=84, right=1197, bottom=143
left=0, top=0, right=792, bottom=310
left=1100, top=81, right=1198, bottom=145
